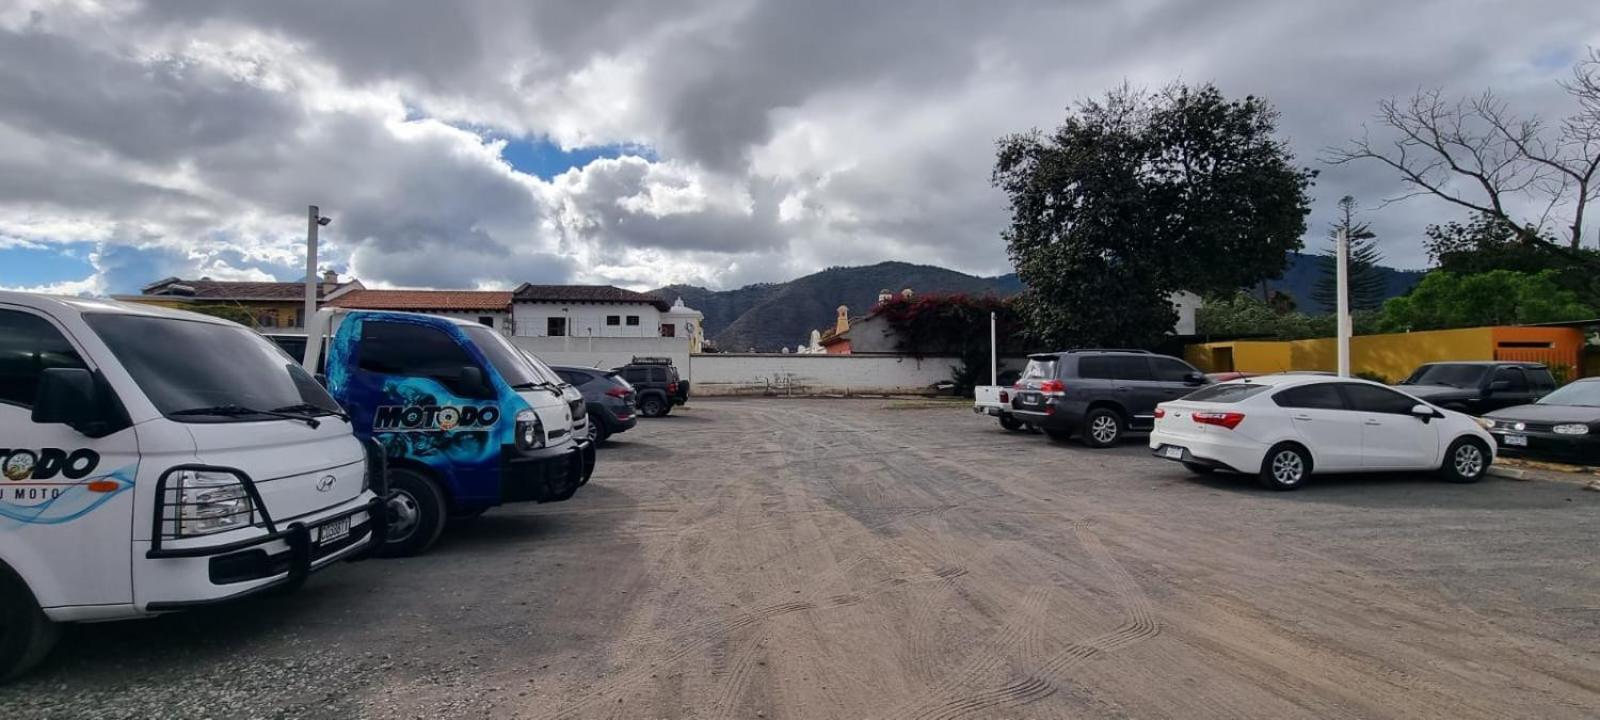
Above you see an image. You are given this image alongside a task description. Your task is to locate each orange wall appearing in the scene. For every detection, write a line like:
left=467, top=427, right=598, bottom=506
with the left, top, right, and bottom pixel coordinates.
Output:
left=1186, top=326, right=1587, bottom=382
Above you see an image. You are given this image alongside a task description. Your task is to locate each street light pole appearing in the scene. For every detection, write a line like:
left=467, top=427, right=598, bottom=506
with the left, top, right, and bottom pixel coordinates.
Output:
left=990, top=311, right=998, bottom=386
left=1336, top=227, right=1351, bottom=378
left=304, top=205, right=320, bottom=337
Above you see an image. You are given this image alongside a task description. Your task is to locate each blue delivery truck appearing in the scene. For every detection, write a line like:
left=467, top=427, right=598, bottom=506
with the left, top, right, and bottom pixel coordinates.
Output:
left=302, top=309, right=595, bottom=557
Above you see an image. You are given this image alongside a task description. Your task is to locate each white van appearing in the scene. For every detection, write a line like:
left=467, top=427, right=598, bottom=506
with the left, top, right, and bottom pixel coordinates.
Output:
left=0, top=293, right=384, bottom=680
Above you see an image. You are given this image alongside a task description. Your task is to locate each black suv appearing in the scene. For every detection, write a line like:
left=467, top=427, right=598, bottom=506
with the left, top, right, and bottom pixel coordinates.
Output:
left=1009, top=350, right=1207, bottom=447
left=615, top=357, right=689, bottom=417
left=1396, top=361, right=1556, bottom=414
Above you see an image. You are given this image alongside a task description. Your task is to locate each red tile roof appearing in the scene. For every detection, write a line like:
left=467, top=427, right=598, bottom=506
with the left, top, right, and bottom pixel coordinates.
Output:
left=511, top=284, right=670, bottom=311
left=140, top=277, right=352, bottom=301
left=326, top=289, right=512, bottom=311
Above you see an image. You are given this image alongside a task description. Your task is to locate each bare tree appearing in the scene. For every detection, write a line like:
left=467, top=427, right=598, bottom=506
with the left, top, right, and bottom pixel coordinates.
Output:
left=1328, top=48, right=1600, bottom=250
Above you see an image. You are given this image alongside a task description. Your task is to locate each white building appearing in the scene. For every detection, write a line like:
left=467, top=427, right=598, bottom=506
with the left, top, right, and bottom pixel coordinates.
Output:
left=661, top=297, right=707, bottom=353
left=511, top=284, right=673, bottom=339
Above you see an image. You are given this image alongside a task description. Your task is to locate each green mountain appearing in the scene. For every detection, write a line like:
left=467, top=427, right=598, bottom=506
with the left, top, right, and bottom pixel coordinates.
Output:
left=655, top=261, right=1021, bottom=352
left=657, top=254, right=1420, bottom=352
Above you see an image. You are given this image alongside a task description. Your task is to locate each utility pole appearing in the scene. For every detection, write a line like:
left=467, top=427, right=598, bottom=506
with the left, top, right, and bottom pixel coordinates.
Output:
left=1336, top=227, right=1351, bottom=378
left=989, top=311, right=998, bottom=386
left=304, top=205, right=330, bottom=338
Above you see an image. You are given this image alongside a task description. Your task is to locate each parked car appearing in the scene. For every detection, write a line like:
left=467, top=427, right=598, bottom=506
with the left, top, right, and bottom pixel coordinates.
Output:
left=552, top=366, right=639, bottom=443
left=1009, top=349, right=1209, bottom=447
left=1483, top=377, right=1600, bottom=464
left=615, top=357, right=687, bottom=417
left=1149, top=375, right=1495, bottom=490
left=1395, top=361, right=1555, bottom=414
left=301, top=310, right=595, bottom=557
left=0, top=293, right=384, bottom=681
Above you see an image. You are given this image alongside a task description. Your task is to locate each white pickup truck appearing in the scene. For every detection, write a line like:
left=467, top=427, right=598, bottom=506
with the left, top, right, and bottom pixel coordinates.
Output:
left=972, top=384, right=1032, bottom=432
left=0, top=293, right=383, bottom=681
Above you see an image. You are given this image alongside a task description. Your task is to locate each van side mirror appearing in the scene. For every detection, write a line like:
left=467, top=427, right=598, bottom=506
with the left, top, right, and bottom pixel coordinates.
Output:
left=458, top=365, right=490, bottom=396
left=1487, top=380, right=1511, bottom=393
left=32, top=368, right=101, bottom=431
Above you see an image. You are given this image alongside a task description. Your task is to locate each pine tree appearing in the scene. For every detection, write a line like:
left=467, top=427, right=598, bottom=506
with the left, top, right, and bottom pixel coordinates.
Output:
left=1312, top=196, right=1387, bottom=312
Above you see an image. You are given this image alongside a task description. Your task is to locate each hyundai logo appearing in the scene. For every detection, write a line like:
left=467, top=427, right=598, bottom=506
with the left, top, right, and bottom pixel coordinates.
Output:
left=316, top=475, right=338, bottom=492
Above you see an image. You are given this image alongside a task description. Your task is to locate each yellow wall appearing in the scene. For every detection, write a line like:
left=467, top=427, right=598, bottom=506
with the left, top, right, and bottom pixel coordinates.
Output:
left=121, top=298, right=306, bottom=330
left=1186, top=326, right=1584, bottom=382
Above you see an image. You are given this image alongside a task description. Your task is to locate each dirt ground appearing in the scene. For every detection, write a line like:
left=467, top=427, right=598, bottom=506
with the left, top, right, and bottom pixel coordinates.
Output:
left=4, top=398, right=1598, bottom=719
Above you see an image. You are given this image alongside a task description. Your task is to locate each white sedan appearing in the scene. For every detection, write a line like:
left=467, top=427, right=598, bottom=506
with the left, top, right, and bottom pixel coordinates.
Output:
left=1149, top=375, right=1495, bottom=490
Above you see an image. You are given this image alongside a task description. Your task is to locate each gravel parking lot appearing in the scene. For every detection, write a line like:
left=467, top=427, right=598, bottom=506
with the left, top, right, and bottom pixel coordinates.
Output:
left=4, top=398, right=1597, bottom=719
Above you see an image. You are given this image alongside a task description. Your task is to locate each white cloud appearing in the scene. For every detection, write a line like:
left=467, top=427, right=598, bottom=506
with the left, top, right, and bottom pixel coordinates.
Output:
left=2, top=0, right=1599, bottom=298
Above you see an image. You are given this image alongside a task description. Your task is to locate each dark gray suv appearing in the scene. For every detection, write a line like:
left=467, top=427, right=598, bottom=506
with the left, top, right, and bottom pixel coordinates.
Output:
left=552, top=365, right=639, bottom=443
left=1009, top=350, right=1208, bottom=447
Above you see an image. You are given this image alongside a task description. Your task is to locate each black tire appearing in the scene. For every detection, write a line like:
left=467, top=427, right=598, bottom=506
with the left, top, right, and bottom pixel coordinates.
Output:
left=640, top=396, right=666, bottom=418
left=585, top=418, right=602, bottom=444
left=1043, top=427, right=1072, bottom=442
left=998, top=414, right=1025, bottom=432
left=376, top=468, right=448, bottom=558
left=0, top=566, right=59, bottom=683
left=1258, top=443, right=1312, bottom=491
left=1440, top=437, right=1490, bottom=483
left=1081, top=407, right=1124, bottom=449
left=1182, top=462, right=1215, bottom=475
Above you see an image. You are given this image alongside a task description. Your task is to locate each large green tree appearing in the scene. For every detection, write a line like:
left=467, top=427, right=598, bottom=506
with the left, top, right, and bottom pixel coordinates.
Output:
left=1312, top=196, right=1388, bottom=312
left=1378, top=270, right=1593, bottom=331
left=994, top=83, right=1315, bottom=348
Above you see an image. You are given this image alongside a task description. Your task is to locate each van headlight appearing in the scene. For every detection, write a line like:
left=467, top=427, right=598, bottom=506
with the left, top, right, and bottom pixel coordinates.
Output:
left=516, top=409, right=545, bottom=451
left=161, top=468, right=255, bottom=538
left=1553, top=424, right=1590, bottom=435
left=1477, top=418, right=1495, bottom=430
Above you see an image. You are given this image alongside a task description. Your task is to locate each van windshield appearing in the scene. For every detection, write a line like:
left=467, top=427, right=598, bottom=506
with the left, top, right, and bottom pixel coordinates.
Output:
left=84, top=314, right=343, bottom=422
left=460, top=325, right=545, bottom=389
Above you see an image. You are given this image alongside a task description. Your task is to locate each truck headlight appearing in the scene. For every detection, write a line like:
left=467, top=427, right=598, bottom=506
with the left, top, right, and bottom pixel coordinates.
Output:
left=161, top=468, right=255, bottom=538
left=1553, top=424, right=1590, bottom=435
left=515, top=409, right=545, bottom=451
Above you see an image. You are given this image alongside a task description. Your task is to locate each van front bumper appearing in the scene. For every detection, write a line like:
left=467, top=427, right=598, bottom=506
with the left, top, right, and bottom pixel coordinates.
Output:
left=137, top=494, right=387, bottom=612
left=500, top=438, right=597, bottom=503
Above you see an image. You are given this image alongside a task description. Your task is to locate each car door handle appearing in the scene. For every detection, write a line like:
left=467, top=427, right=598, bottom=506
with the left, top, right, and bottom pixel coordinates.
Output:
left=1292, top=414, right=1313, bottom=421
left=1364, top=419, right=1383, bottom=426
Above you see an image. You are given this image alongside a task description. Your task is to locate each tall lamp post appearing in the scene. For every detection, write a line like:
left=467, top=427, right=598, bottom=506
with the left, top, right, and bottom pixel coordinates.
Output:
left=304, top=205, right=332, bottom=336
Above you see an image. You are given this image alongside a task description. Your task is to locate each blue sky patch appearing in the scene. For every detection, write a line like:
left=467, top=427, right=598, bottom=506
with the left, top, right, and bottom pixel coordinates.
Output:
left=0, top=243, right=96, bottom=288
left=498, top=136, right=655, bottom=179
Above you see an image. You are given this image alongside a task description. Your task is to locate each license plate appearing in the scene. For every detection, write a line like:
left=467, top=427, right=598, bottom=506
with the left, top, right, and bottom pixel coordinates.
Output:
left=1020, top=394, right=1041, bottom=406
left=317, top=516, right=351, bottom=546
left=1163, top=445, right=1184, bottom=460
left=1502, top=434, right=1528, bottom=447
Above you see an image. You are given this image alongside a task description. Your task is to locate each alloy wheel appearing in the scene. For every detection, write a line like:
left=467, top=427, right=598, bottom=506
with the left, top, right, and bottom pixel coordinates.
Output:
left=1271, top=450, right=1304, bottom=486
left=1453, top=443, right=1484, bottom=478
left=1090, top=415, right=1119, bottom=444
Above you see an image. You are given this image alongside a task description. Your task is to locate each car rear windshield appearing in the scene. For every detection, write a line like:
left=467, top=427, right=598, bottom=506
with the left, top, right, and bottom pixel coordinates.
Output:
left=1180, top=383, right=1270, bottom=403
left=1401, top=364, right=1487, bottom=388
left=1537, top=381, right=1600, bottom=407
left=1020, top=358, right=1057, bottom=382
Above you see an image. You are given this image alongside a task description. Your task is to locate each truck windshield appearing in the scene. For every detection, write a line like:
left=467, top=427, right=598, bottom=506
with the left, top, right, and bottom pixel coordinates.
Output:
left=84, top=314, right=344, bottom=422
left=460, top=325, right=545, bottom=389
left=1401, top=364, right=1487, bottom=388
left=1020, top=358, right=1057, bottom=382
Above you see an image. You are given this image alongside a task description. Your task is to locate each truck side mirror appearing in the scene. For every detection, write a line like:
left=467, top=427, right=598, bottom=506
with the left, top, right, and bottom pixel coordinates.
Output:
left=459, top=365, right=491, bottom=397
left=32, top=368, right=100, bottom=431
left=1488, top=380, right=1511, bottom=393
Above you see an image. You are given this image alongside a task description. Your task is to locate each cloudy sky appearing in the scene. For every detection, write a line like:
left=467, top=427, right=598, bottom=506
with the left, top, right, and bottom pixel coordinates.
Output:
left=0, top=0, right=1596, bottom=295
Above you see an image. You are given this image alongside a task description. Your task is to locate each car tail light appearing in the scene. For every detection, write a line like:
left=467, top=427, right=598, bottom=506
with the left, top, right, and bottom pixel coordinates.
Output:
left=1153, top=407, right=1166, bottom=419
left=605, top=386, right=629, bottom=398
left=668, top=382, right=678, bottom=394
left=999, top=390, right=1010, bottom=403
left=1192, top=411, right=1244, bottom=430
left=1038, top=379, right=1065, bottom=396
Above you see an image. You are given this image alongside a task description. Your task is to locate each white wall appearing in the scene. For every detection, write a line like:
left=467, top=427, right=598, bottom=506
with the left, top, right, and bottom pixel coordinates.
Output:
left=512, top=302, right=663, bottom=338
left=510, top=336, right=691, bottom=373
left=690, top=354, right=1030, bottom=397
left=419, top=309, right=510, bottom=332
